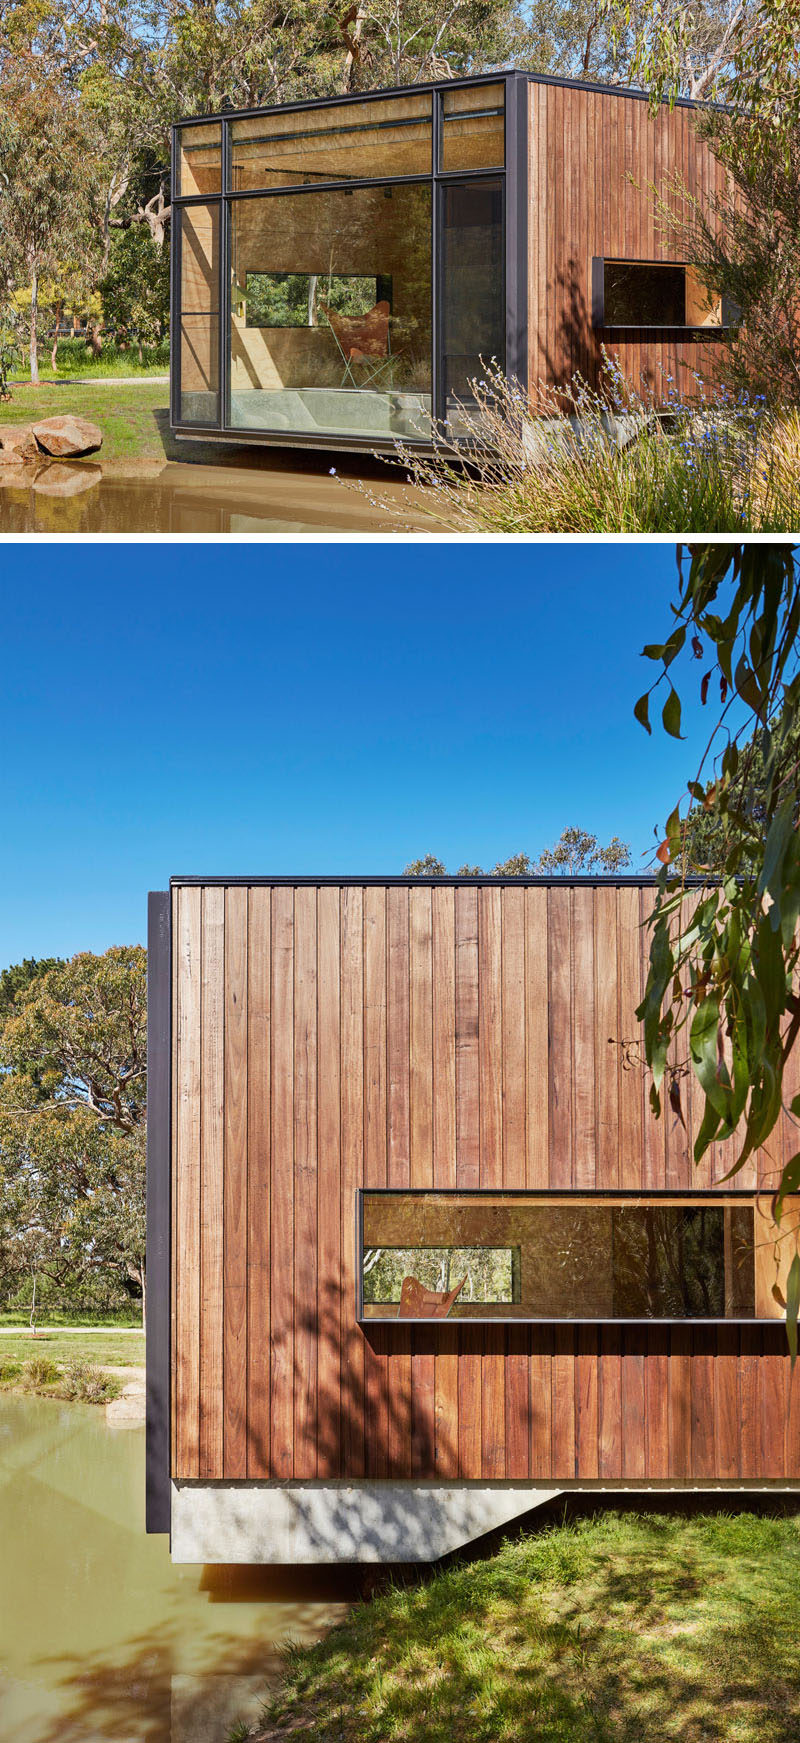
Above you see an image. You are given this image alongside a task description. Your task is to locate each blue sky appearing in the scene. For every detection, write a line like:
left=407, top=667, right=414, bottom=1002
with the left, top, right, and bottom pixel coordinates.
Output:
left=0, top=541, right=721, bottom=963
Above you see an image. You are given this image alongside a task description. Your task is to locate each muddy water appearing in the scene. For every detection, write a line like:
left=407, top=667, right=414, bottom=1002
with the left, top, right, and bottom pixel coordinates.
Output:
left=0, top=456, right=426, bottom=534
left=0, top=1393, right=359, bottom=1741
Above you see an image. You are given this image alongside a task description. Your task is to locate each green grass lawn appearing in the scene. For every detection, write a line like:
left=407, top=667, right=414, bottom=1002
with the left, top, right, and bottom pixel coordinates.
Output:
left=0, top=1330, right=144, bottom=1368
left=250, top=1510, right=800, bottom=1743
left=0, top=380, right=172, bottom=463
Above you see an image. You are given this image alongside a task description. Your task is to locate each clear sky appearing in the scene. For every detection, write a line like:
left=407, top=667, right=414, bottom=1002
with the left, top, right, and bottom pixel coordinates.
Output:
left=0, top=540, right=719, bottom=964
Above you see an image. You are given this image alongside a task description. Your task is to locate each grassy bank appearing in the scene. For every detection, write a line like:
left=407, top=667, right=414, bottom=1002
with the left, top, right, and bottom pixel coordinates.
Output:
left=0, top=1351, right=122, bottom=1404
left=246, top=1511, right=800, bottom=1743
left=0, top=380, right=171, bottom=462
left=0, top=1330, right=144, bottom=1368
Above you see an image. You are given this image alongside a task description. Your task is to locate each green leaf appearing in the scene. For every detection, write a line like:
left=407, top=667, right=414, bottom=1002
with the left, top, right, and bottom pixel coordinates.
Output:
left=634, top=692, right=651, bottom=734
left=786, top=1253, right=800, bottom=1367
left=774, top=1150, right=800, bottom=1223
left=662, top=687, right=683, bottom=739
left=642, top=643, right=665, bottom=660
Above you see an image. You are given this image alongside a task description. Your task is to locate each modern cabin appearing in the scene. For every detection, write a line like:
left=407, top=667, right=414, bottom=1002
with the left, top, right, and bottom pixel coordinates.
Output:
left=146, top=878, right=800, bottom=1565
left=170, top=71, right=730, bottom=454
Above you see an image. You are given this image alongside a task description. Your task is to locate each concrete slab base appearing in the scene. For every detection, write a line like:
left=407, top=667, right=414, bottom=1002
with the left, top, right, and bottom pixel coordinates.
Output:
left=170, top=1479, right=563, bottom=1564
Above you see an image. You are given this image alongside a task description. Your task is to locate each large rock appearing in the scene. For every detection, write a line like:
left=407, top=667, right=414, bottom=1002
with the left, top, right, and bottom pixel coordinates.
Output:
left=0, top=424, right=39, bottom=462
left=32, top=414, right=102, bottom=458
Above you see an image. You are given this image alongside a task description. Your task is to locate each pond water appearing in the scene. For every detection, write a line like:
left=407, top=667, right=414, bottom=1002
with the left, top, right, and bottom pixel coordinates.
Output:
left=0, top=1393, right=360, bottom=1741
left=0, top=457, right=423, bottom=535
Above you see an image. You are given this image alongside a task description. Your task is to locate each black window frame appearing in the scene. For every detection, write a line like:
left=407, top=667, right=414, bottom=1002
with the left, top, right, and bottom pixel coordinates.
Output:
left=591, top=256, right=736, bottom=335
left=170, top=71, right=528, bottom=451
left=356, top=1187, right=784, bottom=1327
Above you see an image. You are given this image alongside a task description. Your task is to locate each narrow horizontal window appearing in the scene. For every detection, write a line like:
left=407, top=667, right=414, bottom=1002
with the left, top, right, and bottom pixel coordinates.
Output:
left=358, top=1191, right=798, bottom=1324
left=231, top=94, right=432, bottom=191
left=594, top=259, right=725, bottom=330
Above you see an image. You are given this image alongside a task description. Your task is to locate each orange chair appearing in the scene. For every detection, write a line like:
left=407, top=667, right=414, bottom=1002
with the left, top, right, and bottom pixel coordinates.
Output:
left=396, top=1275, right=466, bottom=1319
left=320, top=299, right=392, bottom=388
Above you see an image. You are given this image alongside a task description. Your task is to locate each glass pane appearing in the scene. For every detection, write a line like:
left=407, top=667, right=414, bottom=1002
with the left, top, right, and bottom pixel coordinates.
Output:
left=359, top=1192, right=793, bottom=1322
left=441, top=177, right=504, bottom=437
left=178, top=204, right=220, bottom=425
left=604, top=261, right=686, bottom=326
left=229, top=185, right=431, bottom=440
left=231, top=94, right=432, bottom=190
left=441, top=82, right=504, bottom=172
left=178, top=123, right=222, bottom=197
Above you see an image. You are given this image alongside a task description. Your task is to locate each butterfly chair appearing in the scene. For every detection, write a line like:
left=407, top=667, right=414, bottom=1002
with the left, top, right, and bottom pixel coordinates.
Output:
left=396, top=1275, right=466, bottom=1320
left=320, top=298, right=393, bottom=390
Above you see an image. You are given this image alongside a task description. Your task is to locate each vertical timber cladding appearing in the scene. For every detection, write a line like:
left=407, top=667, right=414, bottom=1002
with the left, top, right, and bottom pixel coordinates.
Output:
left=171, top=881, right=799, bottom=1486
left=527, top=79, right=729, bottom=400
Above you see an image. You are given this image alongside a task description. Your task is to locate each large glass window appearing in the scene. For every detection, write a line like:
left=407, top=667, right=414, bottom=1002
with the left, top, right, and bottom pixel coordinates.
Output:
left=177, top=123, right=222, bottom=197
left=441, top=83, right=504, bottom=173
left=359, top=1192, right=798, bottom=1323
left=228, top=184, right=431, bottom=439
left=177, top=203, right=220, bottom=425
left=441, top=177, right=504, bottom=435
left=231, top=94, right=432, bottom=190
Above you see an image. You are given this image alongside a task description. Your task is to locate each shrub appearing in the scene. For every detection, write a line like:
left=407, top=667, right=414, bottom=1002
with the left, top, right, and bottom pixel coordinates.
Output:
left=0, top=1356, right=22, bottom=1383
left=58, top=1358, right=120, bottom=1403
left=368, top=361, right=800, bottom=534
left=21, top=1354, right=60, bottom=1388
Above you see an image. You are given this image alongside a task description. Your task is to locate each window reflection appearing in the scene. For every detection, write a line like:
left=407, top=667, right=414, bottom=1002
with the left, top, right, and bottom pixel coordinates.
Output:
left=360, top=1192, right=795, bottom=1322
left=226, top=185, right=431, bottom=439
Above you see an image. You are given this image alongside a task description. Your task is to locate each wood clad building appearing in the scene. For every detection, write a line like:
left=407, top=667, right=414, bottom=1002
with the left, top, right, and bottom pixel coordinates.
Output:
left=170, top=73, right=728, bottom=455
left=147, top=877, right=800, bottom=1564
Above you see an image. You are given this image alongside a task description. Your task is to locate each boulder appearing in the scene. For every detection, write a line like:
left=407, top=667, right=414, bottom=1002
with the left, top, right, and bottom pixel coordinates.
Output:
left=32, top=414, right=102, bottom=458
left=0, top=423, right=39, bottom=462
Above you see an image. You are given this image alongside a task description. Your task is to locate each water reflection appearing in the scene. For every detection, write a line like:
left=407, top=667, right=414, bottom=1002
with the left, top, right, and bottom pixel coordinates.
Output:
left=0, top=454, right=422, bottom=534
left=0, top=1394, right=364, bottom=1741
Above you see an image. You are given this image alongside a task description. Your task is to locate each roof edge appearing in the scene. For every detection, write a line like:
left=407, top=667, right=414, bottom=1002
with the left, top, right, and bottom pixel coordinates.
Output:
left=175, top=66, right=709, bottom=129
left=167, top=873, right=690, bottom=889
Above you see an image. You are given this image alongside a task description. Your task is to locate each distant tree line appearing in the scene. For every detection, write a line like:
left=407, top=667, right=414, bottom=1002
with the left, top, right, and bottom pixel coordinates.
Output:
left=0, top=949, right=146, bottom=1325
left=405, top=825, right=633, bottom=877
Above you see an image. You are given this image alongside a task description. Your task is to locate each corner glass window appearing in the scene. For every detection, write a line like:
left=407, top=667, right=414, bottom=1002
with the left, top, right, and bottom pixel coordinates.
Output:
left=359, top=1191, right=797, bottom=1323
left=227, top=185, right=431, bottom=440
left=177, top=123, right=222, bottom=197
left=177, top=203, right=220, bottom=425
left=231, top=94, right=432, bottom=191
left=442, top=177, right=504, bottom=436
left=601, top=260, right=723, bottom=328
left=441, top=83, right=505, bottom=172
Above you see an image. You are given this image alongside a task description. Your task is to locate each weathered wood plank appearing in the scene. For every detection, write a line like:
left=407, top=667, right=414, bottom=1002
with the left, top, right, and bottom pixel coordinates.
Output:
left=479, top=885, right=503, bottom=1188
left=432, top=886, right=456, bottom=1189
left=455, top=886, right=480, bottom=1190
left=269, top=886, right=294, bottom=1480
left=199, top=885, right=224, bottom=1478
left=223, top=885, right=248, bottom=1479
left=502, top=886, right=526, bottom=1189
left=316, top=885, right=341, bottom=1479
left=340, top=886, right=365, bottom=1477
left=245, top=886, right=270, bottom=1478
left=174, top=885, right=201, bottom=1478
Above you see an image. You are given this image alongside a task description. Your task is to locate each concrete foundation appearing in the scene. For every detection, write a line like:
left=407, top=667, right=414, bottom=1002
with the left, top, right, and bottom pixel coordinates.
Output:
left=170, top=1476, right=800, bottom=1565
left=170, top=1479, right=563, bottom=1563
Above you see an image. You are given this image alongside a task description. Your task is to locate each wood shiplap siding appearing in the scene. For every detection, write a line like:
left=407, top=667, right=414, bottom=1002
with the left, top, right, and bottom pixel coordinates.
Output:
left=171, top=882, right=796, bottom=1483
left=527, top=81, right=729, bottom=400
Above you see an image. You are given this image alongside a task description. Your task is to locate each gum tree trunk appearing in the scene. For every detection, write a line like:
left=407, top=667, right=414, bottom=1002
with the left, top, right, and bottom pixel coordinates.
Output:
left=29, top=268, right=39, bottom=383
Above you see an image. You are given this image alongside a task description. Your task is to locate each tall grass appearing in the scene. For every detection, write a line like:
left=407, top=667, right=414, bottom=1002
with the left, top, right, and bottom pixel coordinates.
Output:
left=369, top=363, right=800, bottom=534
left=11, top=337, right=170, bottom=382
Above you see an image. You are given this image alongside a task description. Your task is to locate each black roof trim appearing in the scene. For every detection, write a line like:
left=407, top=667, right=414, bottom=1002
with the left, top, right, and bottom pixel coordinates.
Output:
left=176, top=66, right=707, bottom=129
left=166, top=873, right=698, bottom=889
